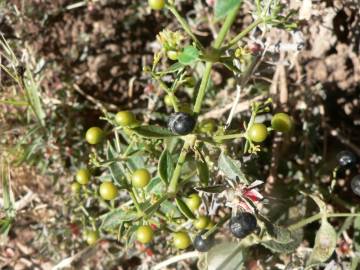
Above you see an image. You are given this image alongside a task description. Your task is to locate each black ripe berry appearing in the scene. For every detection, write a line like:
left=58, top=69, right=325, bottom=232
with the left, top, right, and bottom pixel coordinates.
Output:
left=168, top=112, right=196, bottom=135
left=336, top=151, right=357, bottom=167
left=351, top=175, right=360, bottom=197
left=229, top=212, right=257, bottom=239
left=194, top=234, right=213, bottom=252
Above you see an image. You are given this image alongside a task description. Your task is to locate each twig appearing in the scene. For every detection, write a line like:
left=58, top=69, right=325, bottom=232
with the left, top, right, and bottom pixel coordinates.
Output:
left=72, top=83, right=117, bottom=112
left=152, top=251, right=199, bottom=270
left=52, top=246, right=93, bottom=270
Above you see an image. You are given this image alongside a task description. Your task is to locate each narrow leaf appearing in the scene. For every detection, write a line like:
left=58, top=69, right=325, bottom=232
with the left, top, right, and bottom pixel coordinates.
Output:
left=158, top=149, right=174, bottom=185
left=196, top=160, right=209, bottom=186
left=132, top=125, right=178, bottom=138
left=175, top=197, right=196, bottom=219
left=195, top=185, right=226, bottom=194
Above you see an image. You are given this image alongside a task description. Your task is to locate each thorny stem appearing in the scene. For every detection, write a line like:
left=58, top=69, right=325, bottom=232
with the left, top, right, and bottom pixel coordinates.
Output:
left=287, top=212, right=360, bottom=231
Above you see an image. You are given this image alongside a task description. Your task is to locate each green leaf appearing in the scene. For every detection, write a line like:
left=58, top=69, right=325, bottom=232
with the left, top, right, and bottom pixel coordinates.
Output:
left=196, top=160, right=209, bottom=186
left=214, top=0, right=242, bottom=19
left=0, top=218, right=12, bottom=236
left=100, top=209, right=138, bottom=230
left=132, top=125, right=177, bottom=138
left=144, top=195, right=168, bottom=217
left=307, top=219, right=337, bottom=266
left=218, top=152, right=248, bottom=184
left=160, top=200, right=181, bottom=218
left=175, top=197, right=196, bottom=220
left=195, top=185, right=226, bottom=194
left=207, top=241, right=244, bottom=270
left=261, top=229, right=303, bottom=254
left=158, top=149, right=174, bottom=185
left=107, top=143, right=127, bottom=186
left=146, top=177, right=166, bottom=195
left=178, top=46, right=199, bottom=65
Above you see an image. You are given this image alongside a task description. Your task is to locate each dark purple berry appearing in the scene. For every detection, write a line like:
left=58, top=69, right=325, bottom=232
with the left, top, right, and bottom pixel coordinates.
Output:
left=229, top=212, right=257, bottom=239
left=194, top=234, right=213, bottom=252
left=168, top=112, right=196, bottom=135
left=336, top=151, right=356, bottom=167
left=351, top=175, right=360, bottom=197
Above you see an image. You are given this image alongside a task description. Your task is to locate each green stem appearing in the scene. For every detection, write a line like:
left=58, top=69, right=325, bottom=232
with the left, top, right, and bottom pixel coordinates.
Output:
left=168, top=6, right=203, bottom=50
left=168, top=5, right=241, bottom=194
left=155, top=77, right=179, bottom=112
left=193, top=5, right=241, bottom=114
left=168, top=140, right=193, bottom=195
left=225, top=18, right=264, bottom=49
left=129, top=189, right=143, bottom=215
left=288, top=212, right=360, bottom=231
left=204, top=213, right=231, bottom=238
left=214, top=133, right=244, bottom=141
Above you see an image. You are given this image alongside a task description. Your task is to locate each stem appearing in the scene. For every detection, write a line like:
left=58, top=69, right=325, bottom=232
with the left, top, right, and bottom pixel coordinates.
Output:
left=193, top=5, right=241, bottom=114
left=288, top=212, right=360, bottom=231
left=168, top=6, right=203, bottom=50
left=168, top=6, right=241, bottom=194
left=168, top=140, right=193, bottom=195
left=204, top=213, right=231, bottom=238
left=129, top=190, right=143, bottom=215
left=226, top=18, right=264, bottom=49
left=214, top=133, right=244, bottom=141
left=193, top=62, right=212, bottom=114
left=153, top=251, right=199, bottom=270
left=155, top=77, right=179, bottom=112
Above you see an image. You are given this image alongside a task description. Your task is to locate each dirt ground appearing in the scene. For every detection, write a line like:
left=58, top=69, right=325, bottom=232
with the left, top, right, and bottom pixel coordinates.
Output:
left=1, top=0, right=360, bottom=269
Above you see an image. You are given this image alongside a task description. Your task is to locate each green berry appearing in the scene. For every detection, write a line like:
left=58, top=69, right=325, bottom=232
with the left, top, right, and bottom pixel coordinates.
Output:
left=85, top=127, right=104, bottom=145
left=194, top=215, right=210, bottom=230
left=248, top=123, right=268, bottom=143
left=136, top=225, right=154, bottom=244
left=132, top=168, right=151, bottom=188
left=115, top=111, right=136, bottom=127
left=76, top=168, right=90, bottom=185
left=99, top=181, right=118, bottom=201
left=186, top=193, right=201, bottom=212
left=173, top=231, right=191, bottom=249
left=71, top=182, right=81, bottom=193
left=148, top=0, right=165, bottom=10
left=271, top=113, right=292, bottom=133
